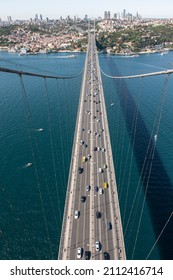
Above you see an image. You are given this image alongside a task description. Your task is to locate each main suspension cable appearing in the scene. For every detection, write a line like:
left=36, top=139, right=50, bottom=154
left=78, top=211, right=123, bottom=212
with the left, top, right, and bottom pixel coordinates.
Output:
left=0, top=66, right=83, bottom=80
left=100, top=67, right=173, bottom=79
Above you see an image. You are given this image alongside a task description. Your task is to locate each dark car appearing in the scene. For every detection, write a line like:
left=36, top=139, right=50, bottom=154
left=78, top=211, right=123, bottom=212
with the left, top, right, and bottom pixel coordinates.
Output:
left=96, top=211, right=101, bottom=219
left=78, top=167, right=83, bottom=174
left=94, top=186, right=98, bottom=192
left=81, top=196, right=86, bottom=203
left=85, top=251, right=91, bottom=260
left=106, top=222, right=112, bottom=230
left=103, top=252, right=110, bottom=260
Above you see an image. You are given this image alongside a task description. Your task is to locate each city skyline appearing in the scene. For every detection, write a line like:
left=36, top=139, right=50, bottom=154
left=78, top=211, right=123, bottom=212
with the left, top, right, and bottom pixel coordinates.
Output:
left=1, top=0, right=173, bottom=21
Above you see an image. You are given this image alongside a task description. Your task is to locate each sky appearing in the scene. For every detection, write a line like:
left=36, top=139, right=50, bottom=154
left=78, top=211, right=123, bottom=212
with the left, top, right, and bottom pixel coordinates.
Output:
left=1, top=0, right=173, bottom=20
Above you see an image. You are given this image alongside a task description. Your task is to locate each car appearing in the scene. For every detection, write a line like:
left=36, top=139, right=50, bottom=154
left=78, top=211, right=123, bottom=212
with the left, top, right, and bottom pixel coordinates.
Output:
left=87, top=154, right=91, bottom=159
left=102, top=148, right=105, bottom=152
left=94, top=147, right=97, bottom=151
left=80, top=140, right=84, bottom=145
left=106, top=222, right=112, bottom=230
left=77, top=247, right=83, bottom=259
left=99, top=168, right=103, bottom=174
left=94, top=186, right=98, bottom=192
left=103, top=252, right=110, bottom=260
left=97, top=147, right=101, bottom=151
left=99, top=188, right=103, bottom=194
left=88, top=130, right=91, bottom=134
left=81, top=196, right=86, bottom=203
left=74, top=210, right=79, bottom=219
left=78, top=167, right=83, bottom=174
left=82, top=156, right=87, bottom=163
left=96, top=211, right=101, bottom=219
left=95, top=241, right=100, bottom=251
left=103, top=182, right=108, bottom=189
left=84, top=144, right=88, bottom=148
left=86, top=185, right=90, bottom=192
left=85, top=251, right=91, bottom=260
left=103, top=164, right=107, bottom=169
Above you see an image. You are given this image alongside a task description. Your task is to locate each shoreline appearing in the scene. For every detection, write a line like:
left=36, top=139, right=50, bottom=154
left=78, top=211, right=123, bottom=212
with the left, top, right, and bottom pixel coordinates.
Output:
left=1, top=48, right=173, bottom=57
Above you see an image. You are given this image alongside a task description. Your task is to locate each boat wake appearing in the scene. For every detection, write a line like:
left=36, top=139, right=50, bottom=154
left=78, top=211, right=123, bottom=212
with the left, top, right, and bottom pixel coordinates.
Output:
left=51, top=55, right=76, bottom=59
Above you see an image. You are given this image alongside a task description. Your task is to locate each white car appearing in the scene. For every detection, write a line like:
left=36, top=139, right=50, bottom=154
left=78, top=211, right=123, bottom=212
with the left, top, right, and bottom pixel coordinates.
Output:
left=74, top=210, right=79, bottom=219
left=98, top=168, right=103, bottom=173
left=77, top=247, right=83, bottom=258
left=99, top=188, right=103, bottom=194
left=95, top=241, right=100, bottom=251
left=86, top=185, right=90, bottom=192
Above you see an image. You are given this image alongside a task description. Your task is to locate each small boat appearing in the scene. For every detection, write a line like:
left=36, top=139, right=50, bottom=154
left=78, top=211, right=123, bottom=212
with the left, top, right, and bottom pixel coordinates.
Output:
left=38, top=128, right=44, bottom=131
left=110, top=103, right=114, bottom=106
left=154, top=134, right=157, bottom=142
left=26, top=162, right=32, bottom=167
left=67, top=54, right=76, bottom=58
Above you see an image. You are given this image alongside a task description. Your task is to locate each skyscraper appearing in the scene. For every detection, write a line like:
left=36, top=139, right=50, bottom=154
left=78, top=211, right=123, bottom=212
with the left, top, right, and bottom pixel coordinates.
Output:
left=123, top=9, right=126, bottom=19
left=7, top=16, right=12, bottom=23
left=104, top=11, right=107, bottom=20
left=35, top=14, right=38, bottom=22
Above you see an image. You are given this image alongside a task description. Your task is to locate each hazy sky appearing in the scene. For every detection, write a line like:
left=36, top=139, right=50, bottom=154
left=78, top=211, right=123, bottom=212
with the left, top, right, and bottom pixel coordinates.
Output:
left=1, top=0, right=173, bottom=20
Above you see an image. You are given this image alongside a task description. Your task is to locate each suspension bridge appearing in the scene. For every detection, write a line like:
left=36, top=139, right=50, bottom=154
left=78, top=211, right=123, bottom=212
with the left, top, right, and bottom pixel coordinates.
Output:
left=0, top=32, right=173, bottom=260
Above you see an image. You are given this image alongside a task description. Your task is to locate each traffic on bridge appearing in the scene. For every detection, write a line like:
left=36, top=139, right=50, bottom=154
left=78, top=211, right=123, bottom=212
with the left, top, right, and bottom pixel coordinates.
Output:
left=58, top=32, right=126, bottom=260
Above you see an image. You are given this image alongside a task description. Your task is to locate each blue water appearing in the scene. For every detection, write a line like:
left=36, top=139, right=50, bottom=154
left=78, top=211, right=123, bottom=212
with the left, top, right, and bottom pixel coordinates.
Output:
left=0, top=51, right=173, bottom=259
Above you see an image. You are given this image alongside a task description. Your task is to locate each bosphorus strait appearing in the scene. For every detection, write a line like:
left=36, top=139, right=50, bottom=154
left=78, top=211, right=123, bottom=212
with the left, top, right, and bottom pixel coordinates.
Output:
left=1, top=50, right=173, bottom=259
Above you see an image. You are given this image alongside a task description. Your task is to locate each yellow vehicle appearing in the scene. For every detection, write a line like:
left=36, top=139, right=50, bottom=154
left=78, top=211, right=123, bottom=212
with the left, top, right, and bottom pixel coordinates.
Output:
left=82, top=156, right=87, bottom=163
left=103, top=182, right=108, bottom=189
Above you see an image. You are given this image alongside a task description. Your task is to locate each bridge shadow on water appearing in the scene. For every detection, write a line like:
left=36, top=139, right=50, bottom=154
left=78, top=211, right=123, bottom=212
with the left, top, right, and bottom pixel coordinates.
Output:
left=105, top=58, right=173, bottom=260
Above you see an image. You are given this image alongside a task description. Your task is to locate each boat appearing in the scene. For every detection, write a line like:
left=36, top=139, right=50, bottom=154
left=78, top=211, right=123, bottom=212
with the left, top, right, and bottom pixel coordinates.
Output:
left=67, top=54, right=76, bottom=58
left=110, top=103, right=114, bottom=106
left=160, top=51, right=168, bottom=55
left=26, top=162, right=32, bottom=167
left=38, top=128, right=44, bottom=131
left=154, top=134, right=157, bottom=142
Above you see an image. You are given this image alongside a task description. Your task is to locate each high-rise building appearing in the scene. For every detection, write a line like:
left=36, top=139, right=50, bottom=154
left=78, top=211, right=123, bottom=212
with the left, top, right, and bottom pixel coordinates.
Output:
left=7, top=16, right=12, bottom=23
left=107, top=11, right=111, bottom=20
left=35, top=14, right=38, bottom=21
left=114, top=13, right=118, bottom=20
left=123, top=9, right=126, bottom=19
left=104, top=11, right=107, bottom=20
left=40, top=14, right=43, bottom=21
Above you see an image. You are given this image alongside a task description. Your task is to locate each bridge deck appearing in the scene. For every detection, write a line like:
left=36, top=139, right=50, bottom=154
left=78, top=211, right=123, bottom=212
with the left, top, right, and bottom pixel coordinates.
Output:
left=58, top=33, right=126, bottom=260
